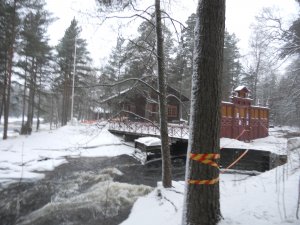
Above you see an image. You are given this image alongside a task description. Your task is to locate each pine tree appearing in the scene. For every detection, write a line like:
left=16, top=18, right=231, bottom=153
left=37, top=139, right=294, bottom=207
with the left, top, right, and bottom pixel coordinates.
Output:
left=1, top=0, right=19, bottom=139
left=182, top=0, right=225, bottom=224
left=170, top=14, right=241, bottom=100
left=222, top=31, right=241, bottom=101
left=55, top=18, right=92, bottom=125
left=18, top=4, right=52, bottom=134
left=123, top=15, right=174, bottom=81
left=168, top=13, right=196, bottom=98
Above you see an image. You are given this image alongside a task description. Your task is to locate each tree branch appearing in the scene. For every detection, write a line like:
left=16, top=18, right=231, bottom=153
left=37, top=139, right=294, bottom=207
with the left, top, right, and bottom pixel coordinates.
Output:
left=73, top=77, right=160, bottom=95
left=109, top=109, right=160, bottom=129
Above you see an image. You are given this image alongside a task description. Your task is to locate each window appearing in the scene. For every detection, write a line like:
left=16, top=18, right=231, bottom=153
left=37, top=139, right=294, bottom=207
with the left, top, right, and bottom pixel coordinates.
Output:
left=222, top=106, right=226, bottom=117
left=167, top=105, right=177, bottom=117
left=152, top=104, right=158, bottom=112
left=227, top=106, right=232, bottom=117
left=240, top=108, right=245, bottom=118
left=255, top=109, right=258, bottom=118
left=235, top=108, right=239, bottom=118
left=250, top=109, right=255, bottom=118
left=147, top=104, right=157, bottom=113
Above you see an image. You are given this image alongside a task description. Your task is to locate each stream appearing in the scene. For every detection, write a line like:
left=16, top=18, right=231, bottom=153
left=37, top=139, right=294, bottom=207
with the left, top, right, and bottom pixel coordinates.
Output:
left=0, top=154, right=186, bottom=225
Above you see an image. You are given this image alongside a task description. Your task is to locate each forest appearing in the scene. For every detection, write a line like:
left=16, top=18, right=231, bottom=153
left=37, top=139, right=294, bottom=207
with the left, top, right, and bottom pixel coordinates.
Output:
left=1, top=0, right=299, bottom=140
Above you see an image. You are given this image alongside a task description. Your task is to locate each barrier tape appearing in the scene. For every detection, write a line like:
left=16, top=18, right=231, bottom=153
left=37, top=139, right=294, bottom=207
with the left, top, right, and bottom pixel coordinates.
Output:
left=188, top=177, right=219, bottom=185
left=221, top=149, right=249, bottom=174
left=220, top=129, right=246, bottom=150
left=190, top=153, right=220, bottom=168
left=188, top=153, right=219, bottom=185
left=188, top=127, right=256, bottom=185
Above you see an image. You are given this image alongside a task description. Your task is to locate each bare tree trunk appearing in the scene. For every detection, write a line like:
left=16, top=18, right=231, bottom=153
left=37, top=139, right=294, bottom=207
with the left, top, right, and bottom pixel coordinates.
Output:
left=22, top=58, right=37, bottom=135
left=36, top=74, right=41, bottom=131
left=61, top=79, right=66, bottom=125
left=22, top=57, right=28, bottom=127
left=0, top=67, right=6, bottom=125
left=50, top=93, right=53, bottom=130
left=0, top=57, right=6, bottom=126
left=182, top=0, right=225, bottom=225
left=0, top=97, right=3, bottom=124
left=62, top=75, right=69, bottom=126
left=155, top=0, right=172, bottom=188
left=3, top=0, right=17, bottom=140
left=253, top=52, right=261, bottom=104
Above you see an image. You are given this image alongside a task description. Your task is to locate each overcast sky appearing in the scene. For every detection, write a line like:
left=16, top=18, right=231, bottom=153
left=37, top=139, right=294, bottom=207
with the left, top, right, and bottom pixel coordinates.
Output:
left=45, top=0, right=299, bottom=67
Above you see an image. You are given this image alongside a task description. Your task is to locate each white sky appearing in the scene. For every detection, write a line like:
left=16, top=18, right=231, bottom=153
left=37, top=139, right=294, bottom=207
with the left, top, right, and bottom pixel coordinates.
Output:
left=45, top=0, right=299, bottom=67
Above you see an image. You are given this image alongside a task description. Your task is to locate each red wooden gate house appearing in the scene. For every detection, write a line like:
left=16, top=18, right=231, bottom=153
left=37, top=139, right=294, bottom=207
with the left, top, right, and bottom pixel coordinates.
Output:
left=220, top=86, right=269, bottom=141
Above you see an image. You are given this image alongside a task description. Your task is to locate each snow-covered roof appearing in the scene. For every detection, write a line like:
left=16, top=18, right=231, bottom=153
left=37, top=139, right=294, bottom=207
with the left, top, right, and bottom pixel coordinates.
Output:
left=90, top=107, right=110, bottom=113
left=101, top=83, right=189, bottom=104
left=234, top=86, right=250, bottom=92
left=135, top=137, right=161, bottom=146
left=221, top=101, right=233, bottom=105
left=101, top=87, right=133, bottom=103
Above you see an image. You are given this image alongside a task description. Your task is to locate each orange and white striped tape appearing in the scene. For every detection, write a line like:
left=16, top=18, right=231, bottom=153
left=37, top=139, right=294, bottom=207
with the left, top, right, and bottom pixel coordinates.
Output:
left=190, top=153, right=220, bottom=168
left=188, top=153, right=220, bottom=185
left=188, top=177, right=219, bottom=185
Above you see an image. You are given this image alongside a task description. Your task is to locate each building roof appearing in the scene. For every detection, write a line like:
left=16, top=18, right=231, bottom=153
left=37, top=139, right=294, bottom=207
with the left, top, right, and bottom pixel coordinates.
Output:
left=101, top=83, right=190, bottom=103
left=234, top=86, right=250, bottom=92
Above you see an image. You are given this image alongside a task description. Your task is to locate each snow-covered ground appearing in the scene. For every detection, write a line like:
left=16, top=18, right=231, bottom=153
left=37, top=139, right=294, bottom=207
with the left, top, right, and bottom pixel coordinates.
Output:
left=0, top=120, right=135, bottom=186
left=122, top=128, right=300, bottom=225
left=1, top=119, right=300, bottom=225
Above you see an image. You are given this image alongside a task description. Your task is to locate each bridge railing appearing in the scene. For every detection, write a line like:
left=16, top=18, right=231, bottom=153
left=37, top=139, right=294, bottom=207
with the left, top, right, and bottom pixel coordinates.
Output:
left=108, top=121, right=189, bottom=139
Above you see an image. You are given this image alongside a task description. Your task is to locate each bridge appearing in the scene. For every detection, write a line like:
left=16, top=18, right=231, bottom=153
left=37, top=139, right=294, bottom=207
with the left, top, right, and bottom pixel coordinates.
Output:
left=107, top=120, right=286, bottom=172
left=108, top=121, right=189, bottom=141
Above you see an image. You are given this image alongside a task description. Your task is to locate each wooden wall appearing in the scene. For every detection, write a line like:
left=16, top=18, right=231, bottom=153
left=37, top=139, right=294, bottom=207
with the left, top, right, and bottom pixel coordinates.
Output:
left=220, top=101, right=269, bottom=141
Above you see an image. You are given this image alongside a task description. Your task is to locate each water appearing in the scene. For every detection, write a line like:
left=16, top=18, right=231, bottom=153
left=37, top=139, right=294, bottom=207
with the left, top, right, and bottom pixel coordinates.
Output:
left=0, top=154, right=186, bottom=225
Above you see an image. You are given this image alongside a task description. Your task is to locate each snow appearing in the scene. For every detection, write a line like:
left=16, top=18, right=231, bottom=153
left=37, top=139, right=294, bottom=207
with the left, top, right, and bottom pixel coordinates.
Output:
left=122, top=127, right=300, bottom=225
left=135, top=137, right=161, bottom=146
left=221, top=131, right=287, bottom=155
left=120, top=181, right=184, bottom=225
left=0, top=122, right=135, bottom=186
left=1, top=120, right=300, bottom=225
left=234, top=85, right=249, bottom=92
left=90, top=106, right=110, bottom=113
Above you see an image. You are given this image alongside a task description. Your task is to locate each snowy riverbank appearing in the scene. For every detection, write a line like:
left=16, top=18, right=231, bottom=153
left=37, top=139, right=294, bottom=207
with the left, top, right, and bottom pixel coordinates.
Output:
left=0, top=121, right=299, bottom=225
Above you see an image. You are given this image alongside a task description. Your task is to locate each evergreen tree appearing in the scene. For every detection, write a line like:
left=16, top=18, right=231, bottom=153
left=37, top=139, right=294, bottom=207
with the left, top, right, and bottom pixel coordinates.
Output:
left=0, top=0, right=19, bottom=139
left=102, top=35, right=126, bottom=82
left=0, top=1, right=11, bottom=124
left=18, top=6, right=52, bottom=134
left=222, top=31, right=241, bottom=101
left=0, top=0, right=47, bottom=137
left=169, top=13, right=196, bottom=98
left=100, top=35, right=127, bottom=96
left=55, top=18, right=92, bottom=125
left=170, top=14, right=241, bottom=100
left=123, top=15, right=174, bottom=81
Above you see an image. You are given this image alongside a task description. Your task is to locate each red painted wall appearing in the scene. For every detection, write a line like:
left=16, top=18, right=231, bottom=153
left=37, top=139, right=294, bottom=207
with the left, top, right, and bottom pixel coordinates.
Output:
left=220, top=97, right=269, bottom=141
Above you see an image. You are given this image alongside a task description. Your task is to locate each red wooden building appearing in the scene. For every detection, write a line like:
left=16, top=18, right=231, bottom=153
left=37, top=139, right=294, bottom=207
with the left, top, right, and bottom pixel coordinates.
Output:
left=220, top=86, right=269, bottom=141
left=103, top=85, right=269, bottom=141
left=100, top=84, right=190, bottom=122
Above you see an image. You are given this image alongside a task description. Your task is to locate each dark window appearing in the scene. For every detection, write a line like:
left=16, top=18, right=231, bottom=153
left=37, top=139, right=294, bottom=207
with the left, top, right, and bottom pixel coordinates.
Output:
left=167, top=105, right=177, bottom=117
